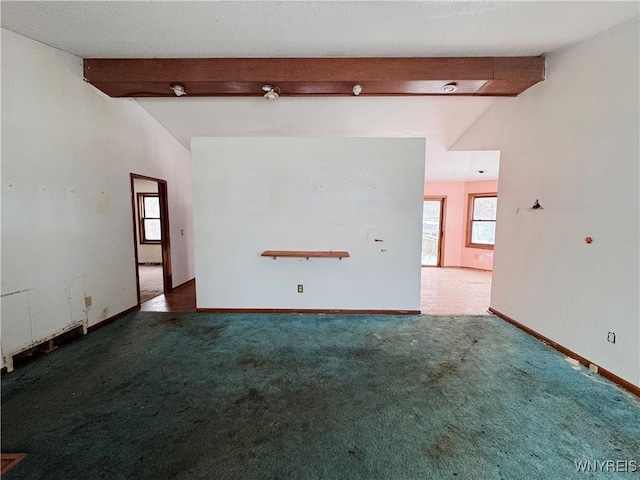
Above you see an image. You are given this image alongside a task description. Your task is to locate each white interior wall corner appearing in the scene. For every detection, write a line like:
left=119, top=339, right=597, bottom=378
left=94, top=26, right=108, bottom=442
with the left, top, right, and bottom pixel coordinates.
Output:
left=452, top=18, right=640, bottom=387
left=1, top=29, right=195, bottom=363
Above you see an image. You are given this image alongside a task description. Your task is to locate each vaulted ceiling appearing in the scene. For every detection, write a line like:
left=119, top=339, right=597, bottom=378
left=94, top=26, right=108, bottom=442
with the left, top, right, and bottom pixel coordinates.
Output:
left=2, top=1, right=638, bottom=181
left=2, top=1, right=637, bottom=58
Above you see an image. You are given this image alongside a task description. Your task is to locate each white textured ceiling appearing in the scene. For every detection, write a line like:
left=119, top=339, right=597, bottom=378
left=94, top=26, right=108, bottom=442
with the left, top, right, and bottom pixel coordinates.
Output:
left=2, top=1, right=637, bottom=181
left=1, top=1, right=637, bottom=58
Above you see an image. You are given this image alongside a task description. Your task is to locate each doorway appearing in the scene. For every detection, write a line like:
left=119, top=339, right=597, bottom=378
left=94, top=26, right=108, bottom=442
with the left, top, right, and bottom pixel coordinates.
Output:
left=130, top=174, right=172, bottom=305
left=421, top=196, right=445, bottom=267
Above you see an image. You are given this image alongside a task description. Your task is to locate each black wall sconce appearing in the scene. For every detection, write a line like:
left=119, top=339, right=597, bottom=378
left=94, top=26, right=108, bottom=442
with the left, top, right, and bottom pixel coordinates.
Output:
left=530, top=199, right=543, bottom=210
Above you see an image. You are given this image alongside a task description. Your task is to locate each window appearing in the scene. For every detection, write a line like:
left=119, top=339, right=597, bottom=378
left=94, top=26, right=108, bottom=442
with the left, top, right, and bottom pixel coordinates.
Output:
left=138, top=193, right=161, bottom=243
left=467, top=193, right=497, bottom=249
left=422, top=198, right=445, bottom=266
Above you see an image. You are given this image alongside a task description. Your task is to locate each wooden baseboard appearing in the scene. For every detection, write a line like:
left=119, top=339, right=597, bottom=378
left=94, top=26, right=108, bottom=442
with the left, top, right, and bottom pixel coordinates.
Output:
left=422, top=266, right=493, bottom=272
left=488, top=307, right=640, bottom=398
left=197, top=308, right=421, bottom=315
left=173, top=278, right=195, bottom=292
left=460, top=266, right=493, bottom=272
left=87, top=305, right=140, bottom=333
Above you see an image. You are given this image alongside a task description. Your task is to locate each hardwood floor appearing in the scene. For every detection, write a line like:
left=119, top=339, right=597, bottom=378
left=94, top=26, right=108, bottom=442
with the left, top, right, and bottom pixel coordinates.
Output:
left=140, top=279, right=196, bottom=312
left=138, top=264, right=164, bottom=303
left=421, top=267, right=492, bottom=315
left=1, top=454, right=26, bottom=476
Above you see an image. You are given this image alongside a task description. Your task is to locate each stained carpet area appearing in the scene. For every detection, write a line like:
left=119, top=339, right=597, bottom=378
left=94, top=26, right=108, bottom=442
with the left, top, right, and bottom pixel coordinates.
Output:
left=2, top=313, right=639, bottom=480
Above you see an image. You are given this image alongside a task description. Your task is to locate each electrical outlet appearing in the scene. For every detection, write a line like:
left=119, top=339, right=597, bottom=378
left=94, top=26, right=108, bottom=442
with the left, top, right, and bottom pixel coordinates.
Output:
left=607, top=332, right=616, bottom=344
left=297, top=284, right=303, bottom=293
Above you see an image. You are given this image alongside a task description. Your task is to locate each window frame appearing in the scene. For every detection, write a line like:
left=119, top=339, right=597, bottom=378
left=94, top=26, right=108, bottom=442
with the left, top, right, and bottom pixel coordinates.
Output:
left=466, top=193, right=497, bottom=250
left=137, top=192, right=162, bottom=244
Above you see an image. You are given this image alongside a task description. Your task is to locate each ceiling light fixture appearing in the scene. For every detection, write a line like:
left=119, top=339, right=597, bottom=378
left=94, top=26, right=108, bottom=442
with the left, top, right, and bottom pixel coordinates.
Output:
left=262, top=85, right=280, bottom=100
left=170, top=84, right=187, bottom=97
left=441, top=83, right=457, bottom=93
left=477, top=170, right=485, bottom=174
left=352, top=84, right=363, bottom=96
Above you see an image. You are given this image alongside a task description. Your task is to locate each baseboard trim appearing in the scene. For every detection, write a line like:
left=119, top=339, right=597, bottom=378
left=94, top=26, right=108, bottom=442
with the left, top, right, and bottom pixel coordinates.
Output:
left=87, top=305, right=140, bottom=334
left=422, top=266, right=493, bottom=272
left=197, top=308, right=421, bottom=315
left=460, top=266, right=493, bottom=272
left=173, top=278, right=195, bottom=292
left=488, top=307, right=640, bottom=398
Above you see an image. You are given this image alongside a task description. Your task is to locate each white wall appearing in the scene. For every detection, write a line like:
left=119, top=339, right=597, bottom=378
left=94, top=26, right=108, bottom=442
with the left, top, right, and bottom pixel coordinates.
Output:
left=192, top=137, right=425, bottom=311
left=133, top=179, right=162, bottom=264
left=453, top=19, right=640, bottom=386
left=1, top=30, right=195, bottom=362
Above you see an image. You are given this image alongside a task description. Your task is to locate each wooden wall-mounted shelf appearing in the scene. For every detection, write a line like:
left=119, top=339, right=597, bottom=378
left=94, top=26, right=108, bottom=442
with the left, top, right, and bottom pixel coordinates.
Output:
left=262, top=250, right=350, bottom=260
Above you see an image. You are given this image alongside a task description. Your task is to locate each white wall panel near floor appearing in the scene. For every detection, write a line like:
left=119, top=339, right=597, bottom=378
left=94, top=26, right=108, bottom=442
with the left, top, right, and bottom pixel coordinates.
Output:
left=452, top=19, right=640, bottom=387
left=1, top=29, right=195, bottom=368
left=192, top=137, right=425, bottom=311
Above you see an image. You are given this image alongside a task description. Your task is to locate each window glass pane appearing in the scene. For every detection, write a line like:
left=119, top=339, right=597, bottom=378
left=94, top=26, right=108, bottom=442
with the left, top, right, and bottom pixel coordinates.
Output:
left=144, top=196, right=160, bottom=218
left=473, top=197, right=497, bottom=221
left=422, top=200, right=441, bottom=266
left=471, top=222, right=495, bottom=245
left=422, top=201, right=440, bottom=238
left=144, top=219, right=161, bottom=241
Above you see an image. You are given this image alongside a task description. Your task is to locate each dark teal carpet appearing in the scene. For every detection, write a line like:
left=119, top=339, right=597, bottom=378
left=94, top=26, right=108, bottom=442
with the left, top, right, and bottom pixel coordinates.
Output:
left=2, top=312, right=639, bottom=479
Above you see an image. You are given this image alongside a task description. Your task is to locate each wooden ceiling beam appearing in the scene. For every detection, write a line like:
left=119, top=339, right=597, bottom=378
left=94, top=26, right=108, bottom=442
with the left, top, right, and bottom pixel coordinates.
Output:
left=83, top=56, right=545, bottom=97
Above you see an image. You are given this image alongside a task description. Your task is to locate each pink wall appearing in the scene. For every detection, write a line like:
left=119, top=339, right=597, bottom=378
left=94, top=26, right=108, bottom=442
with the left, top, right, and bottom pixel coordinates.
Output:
left=424, top=179, right=498, bottom=271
